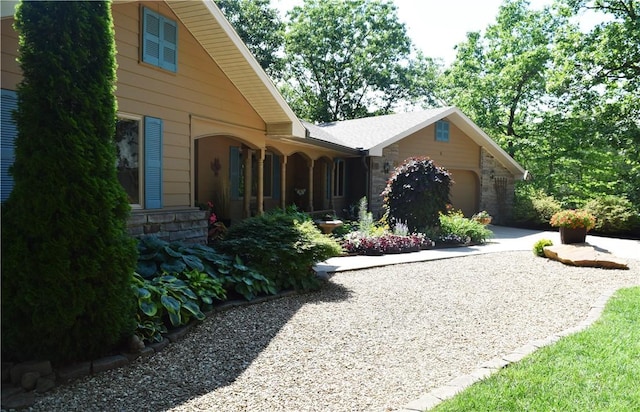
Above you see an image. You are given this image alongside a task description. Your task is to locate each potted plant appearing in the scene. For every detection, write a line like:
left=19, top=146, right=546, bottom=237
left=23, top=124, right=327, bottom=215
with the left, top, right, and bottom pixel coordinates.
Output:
left=472, top=210, right=492, bottom=225
left=550, top=209, right=596, bottom=244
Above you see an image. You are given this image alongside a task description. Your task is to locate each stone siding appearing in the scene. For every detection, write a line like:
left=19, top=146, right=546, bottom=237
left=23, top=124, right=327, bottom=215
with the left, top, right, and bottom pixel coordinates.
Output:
left=369, top=144, right=400, bottom=218
left=479, top=148, right=515, bottom=224
left=127, top=209, right=208, bottom=244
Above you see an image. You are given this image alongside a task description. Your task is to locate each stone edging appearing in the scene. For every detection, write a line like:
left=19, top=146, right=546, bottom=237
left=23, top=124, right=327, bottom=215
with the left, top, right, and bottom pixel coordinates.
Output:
left=0, top=290, right=299, bottom=410
left=397, top=288, right=619, bottom=412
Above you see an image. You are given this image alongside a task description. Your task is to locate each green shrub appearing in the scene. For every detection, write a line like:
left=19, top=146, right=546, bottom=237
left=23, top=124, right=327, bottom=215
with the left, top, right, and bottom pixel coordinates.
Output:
left=219, top=207, right=343, bottom=291
left=438, top=211, right=493, bottom=244
left=136, top=236, right=275, bottom=301
left=1, top=2, right=137, bottom=363
left=512, top=183, right=562, bottom=228
left=382, top=157, right=452, bottom=232
left=584, top=195, right=639, bottom=235
left=533, top=239, right=553, bottom=257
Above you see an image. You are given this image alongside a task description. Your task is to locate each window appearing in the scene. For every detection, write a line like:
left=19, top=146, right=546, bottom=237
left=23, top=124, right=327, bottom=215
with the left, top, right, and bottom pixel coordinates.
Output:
left=1, top=89, right=17, bottom=203
left=435, top=120, right=450, bottom=142
left=115, top=115, right=163, bottom=209
left=115, top=117, right=141, bottom=205
left=333, top=159, right=345, bottom=197
left=229, top=147, right=280, bottom=200
left=142, top=7, right=177, bottom=72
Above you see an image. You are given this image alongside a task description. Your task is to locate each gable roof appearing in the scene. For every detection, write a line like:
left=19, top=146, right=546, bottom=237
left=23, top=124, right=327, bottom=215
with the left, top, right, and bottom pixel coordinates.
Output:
left=166, top=1, right=305, bottom=138
left=305, top=107, right=526, bottom=178
left=1, top=0, right=306, bottom=139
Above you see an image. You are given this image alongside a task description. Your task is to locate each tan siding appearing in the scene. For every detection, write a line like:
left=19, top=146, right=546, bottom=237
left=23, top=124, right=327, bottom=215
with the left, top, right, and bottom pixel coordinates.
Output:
left=112, top=2, right=266, bottom=208
left=1, top=18, right=20, bottom=90
left=398, top=120, right=480, bottom=172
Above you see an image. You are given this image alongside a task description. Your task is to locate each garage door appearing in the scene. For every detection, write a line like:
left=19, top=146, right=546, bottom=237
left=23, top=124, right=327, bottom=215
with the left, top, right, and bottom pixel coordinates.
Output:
left=449, top=170, right=479, bottom=217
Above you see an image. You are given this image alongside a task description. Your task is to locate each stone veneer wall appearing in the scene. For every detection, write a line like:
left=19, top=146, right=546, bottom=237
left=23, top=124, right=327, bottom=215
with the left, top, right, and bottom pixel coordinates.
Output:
left=369, top=144, right=400, bottom=217
left=126, top=209, right=208, bottom=244
left=479, top=148, right=515, bottom=224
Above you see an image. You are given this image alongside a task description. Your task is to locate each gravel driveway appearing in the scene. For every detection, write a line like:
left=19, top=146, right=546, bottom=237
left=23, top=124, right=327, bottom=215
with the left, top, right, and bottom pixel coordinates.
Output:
left=30, top=252, right=639, bottom=411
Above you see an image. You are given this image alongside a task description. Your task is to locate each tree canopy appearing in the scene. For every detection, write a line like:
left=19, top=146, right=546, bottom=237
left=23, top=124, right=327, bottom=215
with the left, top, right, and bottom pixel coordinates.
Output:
left=280, top=0, right=439, bottom=122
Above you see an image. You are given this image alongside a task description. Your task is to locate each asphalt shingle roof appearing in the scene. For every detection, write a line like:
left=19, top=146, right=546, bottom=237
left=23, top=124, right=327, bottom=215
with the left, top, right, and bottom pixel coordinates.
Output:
left=304, top=108, right=453, bottom=150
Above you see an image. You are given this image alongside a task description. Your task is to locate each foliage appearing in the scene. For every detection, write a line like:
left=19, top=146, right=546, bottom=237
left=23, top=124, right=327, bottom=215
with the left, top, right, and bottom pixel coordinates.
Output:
left=342, top=232, right=433, bottom=255
left=214, top=0, right=284, bottom=77
left=437, top=0, right=639, bottom=211
left=136, top=236, right=275, bottom=301
left=438, top=211, right=494, bottom=245
left=583, top=195, right=640, bottom=235
left=382, top=157, right=452, bottom=232
left=132, top=272, right=216, bottom=343
left=533, top=239, right=554, bottom=257
left=550, top=209, right=596, bottom=231
left=512, top=183, right=563, bottom=228
left=281, top=0, right=439, bottom=122
left=219, top=207, right=343, bottom=291
left=177, top=269, right=226, bottom=311
left=356, top=196, right=387, bottom=236
left=200, top=200, right=228, bottom=244
left=1, top=1, right=137, bottom=363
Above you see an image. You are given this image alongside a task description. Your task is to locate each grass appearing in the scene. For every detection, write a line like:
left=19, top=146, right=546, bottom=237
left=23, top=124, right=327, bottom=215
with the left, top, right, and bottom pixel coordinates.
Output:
left=431, top=287, right=640, bottom=412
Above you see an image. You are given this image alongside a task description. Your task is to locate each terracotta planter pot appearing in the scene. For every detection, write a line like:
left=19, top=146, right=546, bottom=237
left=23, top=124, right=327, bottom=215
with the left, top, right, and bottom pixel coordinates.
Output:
left=559, top=227, right=587, bottom=244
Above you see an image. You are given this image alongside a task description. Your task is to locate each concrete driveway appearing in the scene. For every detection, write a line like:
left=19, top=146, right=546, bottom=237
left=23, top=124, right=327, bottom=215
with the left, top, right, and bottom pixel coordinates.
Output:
left=315, top=225, right=640, bottom=273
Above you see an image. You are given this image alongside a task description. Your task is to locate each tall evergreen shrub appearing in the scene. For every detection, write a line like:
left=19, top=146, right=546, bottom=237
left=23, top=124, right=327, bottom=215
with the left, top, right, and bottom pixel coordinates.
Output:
left=1, top=1, right=137, bottom=363
left=381, top=157, right=452, bottom=232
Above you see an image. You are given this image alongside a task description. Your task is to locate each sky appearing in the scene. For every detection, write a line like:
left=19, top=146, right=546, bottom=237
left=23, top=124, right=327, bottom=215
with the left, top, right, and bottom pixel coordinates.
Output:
left=274, top=0, right=606, bottom=66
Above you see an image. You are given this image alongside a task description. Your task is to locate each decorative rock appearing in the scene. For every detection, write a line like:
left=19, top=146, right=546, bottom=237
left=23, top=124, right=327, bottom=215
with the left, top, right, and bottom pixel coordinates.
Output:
left=147, top=338, right=170, bottom=353
left=92, top=355, right=129, bottom=374
left=128, top=334, right=145, bottom=353
left=2, top=391, right=35, bottom=410
left=543, top=245, right=629, bottom=269
left=21, top=371, right=40, bottom=391
left=36, top=376, right=57, bottom=393
left=10, top=361, right=52, bottom=386
left=57, top=362, right=91, bottom=382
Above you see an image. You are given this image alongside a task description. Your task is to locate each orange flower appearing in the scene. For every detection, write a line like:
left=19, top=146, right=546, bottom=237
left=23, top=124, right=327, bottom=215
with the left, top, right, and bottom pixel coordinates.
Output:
left=550, top=209, right=596, bottom=231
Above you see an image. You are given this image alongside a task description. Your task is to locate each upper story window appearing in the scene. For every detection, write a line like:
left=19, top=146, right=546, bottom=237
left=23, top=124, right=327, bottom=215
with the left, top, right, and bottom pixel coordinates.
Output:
left=142, top=7, right=178, bottom=72
left=435, top=120, right=450, bottom=142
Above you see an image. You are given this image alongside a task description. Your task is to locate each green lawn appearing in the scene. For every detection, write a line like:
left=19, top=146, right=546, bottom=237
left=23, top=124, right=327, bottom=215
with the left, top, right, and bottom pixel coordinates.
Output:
left=431, top=287, right=640, bottom=412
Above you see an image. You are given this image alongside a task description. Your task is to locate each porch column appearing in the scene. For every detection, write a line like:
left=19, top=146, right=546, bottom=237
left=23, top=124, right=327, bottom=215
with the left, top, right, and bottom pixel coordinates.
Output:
left=243, top=147, right=252, bottom=218
left=280, top=155, right=287, bottom=209
left=329, top=160, right=335, bottom=209
left=307, top=159, right=314, bottom=212
left=257, top=148, right=265, bottom=215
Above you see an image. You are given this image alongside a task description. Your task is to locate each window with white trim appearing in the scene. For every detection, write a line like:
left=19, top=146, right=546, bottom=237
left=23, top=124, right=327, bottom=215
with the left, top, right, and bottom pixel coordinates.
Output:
left=115, top=115, right=163, bottom=209
left=142, top=7, right=178, bottom=72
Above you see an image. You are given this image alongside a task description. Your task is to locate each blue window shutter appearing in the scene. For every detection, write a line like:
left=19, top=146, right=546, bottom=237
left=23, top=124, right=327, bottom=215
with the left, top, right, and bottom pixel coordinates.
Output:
left=229, top=146, right=240, bottom=200
left=272, top=155, right=281, bottom=200
left=142, top=8, right=161, bottom=67
left=1, top=89, right=18, bottom=203
left=160, top=18, right=177, bottom=72
left=144, top=116, right=163, bottom=209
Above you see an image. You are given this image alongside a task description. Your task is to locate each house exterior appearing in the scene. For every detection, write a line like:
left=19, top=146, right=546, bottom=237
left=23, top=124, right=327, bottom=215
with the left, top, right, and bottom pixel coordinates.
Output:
left=1, top=0, right=358, bottom=243
left=305, top=108, right=527, bottom=222
left=1, top=1, right=525, bottom=244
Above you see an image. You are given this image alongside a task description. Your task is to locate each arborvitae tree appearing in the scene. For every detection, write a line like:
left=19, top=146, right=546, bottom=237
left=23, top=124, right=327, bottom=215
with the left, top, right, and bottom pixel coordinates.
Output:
left=381, top=157, right=452, bottom=232
left=1, top=1, right=137, bottom=363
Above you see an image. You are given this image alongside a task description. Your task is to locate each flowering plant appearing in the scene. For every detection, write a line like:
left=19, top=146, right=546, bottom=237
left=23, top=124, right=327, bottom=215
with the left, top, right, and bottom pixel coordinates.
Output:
left=550, top=209, right=596, bottom=231
left=205, top=201, right=227, bottom=243
left=472, top=210, right=491, bottom=219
